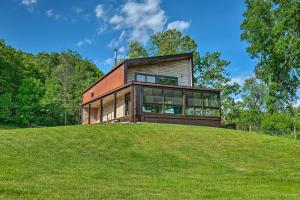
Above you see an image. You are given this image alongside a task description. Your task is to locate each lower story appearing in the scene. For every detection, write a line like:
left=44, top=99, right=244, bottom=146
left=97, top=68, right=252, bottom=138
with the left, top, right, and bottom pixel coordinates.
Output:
left=80, top=81, right=221, bottom=127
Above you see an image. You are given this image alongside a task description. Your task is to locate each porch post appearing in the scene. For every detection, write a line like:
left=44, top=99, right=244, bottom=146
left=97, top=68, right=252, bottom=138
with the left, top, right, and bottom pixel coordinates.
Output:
left=130, top=84, right=135, bottom=122
left=88, top=103, right=91, bottom=124
left=99, top=98, right=103, bottom=122
left=182, top=90, right=186, bottom=116
left=218, top=93, right=221, bottom=118
left=114, top=93, right=117, bottom=119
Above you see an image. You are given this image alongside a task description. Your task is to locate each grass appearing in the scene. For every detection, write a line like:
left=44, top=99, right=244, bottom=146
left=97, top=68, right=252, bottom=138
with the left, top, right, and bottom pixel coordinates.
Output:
left=0, top=123, right=300, bottom=199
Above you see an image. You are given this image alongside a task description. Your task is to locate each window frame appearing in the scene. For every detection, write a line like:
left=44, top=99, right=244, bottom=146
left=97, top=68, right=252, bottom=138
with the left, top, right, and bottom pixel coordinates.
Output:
left=135, top=73, right=179, bottom=85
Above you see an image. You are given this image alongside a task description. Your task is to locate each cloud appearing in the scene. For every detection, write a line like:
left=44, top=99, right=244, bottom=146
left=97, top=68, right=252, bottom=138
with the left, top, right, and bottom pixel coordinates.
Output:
left=230, top=76, right=250, bottom=86
left=97, top=26, right=107, bottom=35
left=119, top=46, right=125, bottom=53
left=21, top=0, right=37, bottom=6
left=95, top=4, right=104, bottom=18
left=45, top=9, right=65, bottom=20
left=108, top=0, right=167, bottom=44
left=167, top=20, right=190, bottom=32
left=76, top=38, right=93, bottom=47
left=109, top=15, right=123, bottom=24
left=104, top=58, right=114, bottom=66
left=75, top=8, right=83, bottom=14
left=108, top=30, right=126, bottom=48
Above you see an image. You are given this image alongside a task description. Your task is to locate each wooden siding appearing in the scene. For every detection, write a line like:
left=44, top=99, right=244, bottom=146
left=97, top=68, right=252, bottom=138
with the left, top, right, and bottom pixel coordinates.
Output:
left=82, top=64, right=125, bottom=105
left=126, top=58, right=192, bottom=86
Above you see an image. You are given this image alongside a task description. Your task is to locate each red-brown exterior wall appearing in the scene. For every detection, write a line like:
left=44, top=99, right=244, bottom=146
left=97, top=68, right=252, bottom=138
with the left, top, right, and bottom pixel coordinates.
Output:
left=82, top=64, right=125, bottom=105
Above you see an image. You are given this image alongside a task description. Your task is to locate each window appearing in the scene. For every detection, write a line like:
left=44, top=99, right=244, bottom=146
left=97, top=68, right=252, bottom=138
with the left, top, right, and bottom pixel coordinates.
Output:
left=158, top=76, right=178, bottom=85
left=203, top=108, right=220, bottom=117
left=203, top=93, right=219, bottom=108
left=143, top=87, right=163, bottom=113
left=91, top=92, right=94, bottom=98
left=135, top=73, right=178, bottom=85
left=136, top=74, right=145, bottom=82
left=185, top=91, right=202, bottom=116
left=164, top=89, right=183, bottom=114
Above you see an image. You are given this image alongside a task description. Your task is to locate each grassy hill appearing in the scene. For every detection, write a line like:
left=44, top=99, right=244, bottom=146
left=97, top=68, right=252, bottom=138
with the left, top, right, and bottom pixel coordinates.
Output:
left=0, top=123, right=300, bottom=199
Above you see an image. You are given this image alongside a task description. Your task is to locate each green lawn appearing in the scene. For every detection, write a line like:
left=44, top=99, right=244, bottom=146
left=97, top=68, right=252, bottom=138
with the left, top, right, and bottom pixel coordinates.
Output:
left=0, top=123, right=300, bottom=199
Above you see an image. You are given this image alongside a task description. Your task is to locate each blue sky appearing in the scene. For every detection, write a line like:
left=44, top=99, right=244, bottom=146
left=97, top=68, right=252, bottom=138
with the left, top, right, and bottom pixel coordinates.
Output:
left=0, top=0, right=256, bottom=85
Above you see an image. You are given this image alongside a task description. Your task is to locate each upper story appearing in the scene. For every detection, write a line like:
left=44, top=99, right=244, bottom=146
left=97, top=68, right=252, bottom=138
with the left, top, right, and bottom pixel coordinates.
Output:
left=82, top=53, right=193, bottom=105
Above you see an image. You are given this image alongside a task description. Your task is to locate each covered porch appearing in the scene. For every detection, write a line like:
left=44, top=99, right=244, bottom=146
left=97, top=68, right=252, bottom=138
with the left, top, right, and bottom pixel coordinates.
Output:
left=81, top=81, right=221, bottom=127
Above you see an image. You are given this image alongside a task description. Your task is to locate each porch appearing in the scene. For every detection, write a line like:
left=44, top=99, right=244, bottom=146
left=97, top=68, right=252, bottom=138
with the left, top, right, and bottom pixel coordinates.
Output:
left=81, top=81, right=221, bottom=127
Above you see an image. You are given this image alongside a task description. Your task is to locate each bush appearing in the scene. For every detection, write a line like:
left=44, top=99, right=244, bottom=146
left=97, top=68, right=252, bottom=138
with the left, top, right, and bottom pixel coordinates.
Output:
left=261, top=113, right=293, bottom=135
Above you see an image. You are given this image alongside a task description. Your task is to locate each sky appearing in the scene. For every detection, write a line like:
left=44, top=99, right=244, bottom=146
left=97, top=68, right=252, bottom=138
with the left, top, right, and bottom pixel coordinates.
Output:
left=0, top=0, right=256, bottom=85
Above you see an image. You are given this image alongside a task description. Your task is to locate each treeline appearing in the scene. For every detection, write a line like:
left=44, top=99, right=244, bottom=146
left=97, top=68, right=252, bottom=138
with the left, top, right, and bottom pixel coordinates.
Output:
left=0, top=40, right=103, bottom=127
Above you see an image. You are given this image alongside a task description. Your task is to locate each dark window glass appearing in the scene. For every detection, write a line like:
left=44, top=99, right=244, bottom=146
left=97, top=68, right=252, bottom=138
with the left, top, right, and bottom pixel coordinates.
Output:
left=91, top=92, right=94, bottom=98
left=164, top=89, right=183, bottom=106
left=158, top=76, right=178, bottom=85
left=164, top=105, right=182, bottom=114
left=203, top=93, right=219, bottom=107
left=143, top=87, right=163, bottom=104
left=143, top=104, right=163, bottom=113
left=185, top=91, right=202, bottom=107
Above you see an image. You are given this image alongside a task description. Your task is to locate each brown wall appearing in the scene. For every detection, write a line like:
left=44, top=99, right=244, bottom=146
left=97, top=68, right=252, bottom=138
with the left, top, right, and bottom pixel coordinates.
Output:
left=82, top=64, right=125, bottom=104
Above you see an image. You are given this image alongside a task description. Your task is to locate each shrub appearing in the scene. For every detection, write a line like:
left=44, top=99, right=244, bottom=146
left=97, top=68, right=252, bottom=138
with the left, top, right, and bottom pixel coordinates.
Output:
left=261, top=113, right=293, bottom=135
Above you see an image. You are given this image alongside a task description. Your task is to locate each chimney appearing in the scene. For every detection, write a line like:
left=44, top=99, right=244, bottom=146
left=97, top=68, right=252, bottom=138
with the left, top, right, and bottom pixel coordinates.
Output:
left=114, top=48, right=118, bottom=66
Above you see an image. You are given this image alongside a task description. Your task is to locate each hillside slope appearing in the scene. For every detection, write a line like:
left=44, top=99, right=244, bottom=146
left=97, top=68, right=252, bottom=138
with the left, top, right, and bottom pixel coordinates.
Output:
left=0, top=123, right=300, bottom=199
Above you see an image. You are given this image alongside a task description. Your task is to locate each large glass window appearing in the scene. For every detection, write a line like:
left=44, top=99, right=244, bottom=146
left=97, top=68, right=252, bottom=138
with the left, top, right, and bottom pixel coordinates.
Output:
left=185, top=91, right=202, bottom=116
left=143, top=87, right=163, bottom=113
left=203, top=93, right=219, bottom=108
left=164, top=89, right=183, bottom=114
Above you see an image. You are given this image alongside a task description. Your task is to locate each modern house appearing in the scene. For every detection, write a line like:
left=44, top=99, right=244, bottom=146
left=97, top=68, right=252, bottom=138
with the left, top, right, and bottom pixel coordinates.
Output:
left=80, top=53, right=221, bottom=126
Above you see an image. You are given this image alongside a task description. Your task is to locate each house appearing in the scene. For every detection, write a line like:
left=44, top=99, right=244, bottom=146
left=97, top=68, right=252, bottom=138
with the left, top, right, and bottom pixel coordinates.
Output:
left=80, top=53, right=221, bottom=127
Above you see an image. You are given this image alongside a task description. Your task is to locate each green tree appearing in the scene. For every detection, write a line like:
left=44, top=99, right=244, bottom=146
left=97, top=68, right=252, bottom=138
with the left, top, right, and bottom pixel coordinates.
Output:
left=241, top=77, right=267, bottom=111
left=151, top=29, right=197, bottom=56
left=261, top=113, right=293, bottom=135
left=127, top=40, right=148, bottom=58
left=241, top=0, right=300, bottom=113
left=16, top=77, right=44, bottom=127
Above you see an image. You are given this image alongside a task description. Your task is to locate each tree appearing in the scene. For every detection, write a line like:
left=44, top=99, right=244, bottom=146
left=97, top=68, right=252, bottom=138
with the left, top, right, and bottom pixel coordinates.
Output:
left=127, top=40, right=148, bottom=58
left=241, top=0, right=300, bottom=113
left=237, top=109, right=262, bottom=131
left=151, top=29, right=197, bottom=56
left=16, top=77, right=44, bottom=127
left=150, top=30, right=240, bottom=124
left=261, top=113, right=293, bottom=135
left=241, top=77, right=267, bottom=111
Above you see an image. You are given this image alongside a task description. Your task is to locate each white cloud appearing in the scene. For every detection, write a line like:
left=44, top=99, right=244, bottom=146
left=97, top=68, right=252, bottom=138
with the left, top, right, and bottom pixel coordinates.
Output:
left=95, top=4, right=104, bottom=18
left=75, top=8, right=83, bottom=14
left=167, top=20, right=190, bottom=32
left=103, top=58, right=114, bottom=65
left=45, top=9, right=65, bottom=20
left=119, top=46, right=125, bottom=53
left=108, top=30, right=126, bottom=48
left=109, top=0, right=167, bottom=44
left=230, top=76, right=250, bottom=86
left=76, top=38, right=93, bottom=47
left=109, top=15, right=124, bottom=24
left=21, top=0, right=37, bottom=6
left=97, top=26, right=107, bottom=35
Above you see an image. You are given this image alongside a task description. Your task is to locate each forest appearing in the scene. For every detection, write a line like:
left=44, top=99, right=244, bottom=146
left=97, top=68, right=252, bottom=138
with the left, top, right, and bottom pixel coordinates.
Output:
left=0, top=0, right=299, bottom=136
